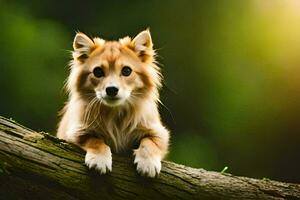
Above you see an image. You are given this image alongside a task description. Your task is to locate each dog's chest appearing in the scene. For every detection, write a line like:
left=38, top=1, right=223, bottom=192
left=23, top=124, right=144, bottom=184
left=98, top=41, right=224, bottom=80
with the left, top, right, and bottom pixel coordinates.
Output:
left=96, top=118, right=141, bottom=153
left=96, top=108, right=148, bottom=153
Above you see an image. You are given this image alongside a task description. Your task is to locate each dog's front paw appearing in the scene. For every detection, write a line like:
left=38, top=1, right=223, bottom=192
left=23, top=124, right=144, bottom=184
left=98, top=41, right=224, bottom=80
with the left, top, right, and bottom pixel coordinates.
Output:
left=85, top=148, right=112, bottom=174
left=134, top=149, right=161, bottom=178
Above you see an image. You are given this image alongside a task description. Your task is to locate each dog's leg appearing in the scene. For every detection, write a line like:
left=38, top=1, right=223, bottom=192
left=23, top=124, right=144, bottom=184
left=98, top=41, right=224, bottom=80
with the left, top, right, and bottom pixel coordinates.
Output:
left=80, top=136, right=112, bottom=174
left=134, top=124, right=169, bottom=177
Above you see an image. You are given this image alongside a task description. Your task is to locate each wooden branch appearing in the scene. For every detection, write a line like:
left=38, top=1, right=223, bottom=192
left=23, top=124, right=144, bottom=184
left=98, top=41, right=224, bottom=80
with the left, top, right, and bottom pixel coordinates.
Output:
left=0, top=116, right=299, bottom=200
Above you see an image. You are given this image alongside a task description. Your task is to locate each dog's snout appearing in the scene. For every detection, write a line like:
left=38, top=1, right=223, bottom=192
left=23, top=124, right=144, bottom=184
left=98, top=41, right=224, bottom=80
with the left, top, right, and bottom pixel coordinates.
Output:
left=106, top=86, right=119, bottom=97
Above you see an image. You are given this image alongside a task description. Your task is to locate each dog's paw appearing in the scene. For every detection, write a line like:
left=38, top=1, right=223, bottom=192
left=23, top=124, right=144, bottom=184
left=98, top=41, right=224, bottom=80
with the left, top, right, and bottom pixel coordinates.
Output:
left=134, top=149, right=161, bottom=178
left=85, top=148, right=112, bottom=174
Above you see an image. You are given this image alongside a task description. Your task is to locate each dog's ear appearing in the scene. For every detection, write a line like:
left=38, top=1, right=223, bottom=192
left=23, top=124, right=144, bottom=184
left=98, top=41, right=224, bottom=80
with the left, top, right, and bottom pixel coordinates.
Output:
left=73, top=32, right=95, bottom=62
left=132, top=29, right=154, bottom=62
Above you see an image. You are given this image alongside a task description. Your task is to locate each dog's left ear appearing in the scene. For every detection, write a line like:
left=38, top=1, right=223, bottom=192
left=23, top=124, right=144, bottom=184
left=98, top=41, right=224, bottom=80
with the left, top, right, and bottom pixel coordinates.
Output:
left=132, top=30, right=154, bottom=62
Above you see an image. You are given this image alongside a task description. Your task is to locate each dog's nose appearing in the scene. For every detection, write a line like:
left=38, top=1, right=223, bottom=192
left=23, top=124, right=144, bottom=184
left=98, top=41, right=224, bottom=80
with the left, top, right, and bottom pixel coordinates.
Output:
left=106, top=86, right=119, bottom=97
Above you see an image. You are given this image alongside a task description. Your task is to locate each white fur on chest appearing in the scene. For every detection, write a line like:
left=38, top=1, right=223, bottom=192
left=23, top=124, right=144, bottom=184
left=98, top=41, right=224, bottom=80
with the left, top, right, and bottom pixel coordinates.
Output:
left=97, top=102, right=155, bottom=153
left=100, top=118, right=143, bottom=153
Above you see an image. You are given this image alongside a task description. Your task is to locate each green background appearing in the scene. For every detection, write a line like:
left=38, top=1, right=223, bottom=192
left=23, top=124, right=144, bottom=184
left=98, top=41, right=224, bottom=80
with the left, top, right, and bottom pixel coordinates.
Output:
left=1, top=0, right=300, bottom=182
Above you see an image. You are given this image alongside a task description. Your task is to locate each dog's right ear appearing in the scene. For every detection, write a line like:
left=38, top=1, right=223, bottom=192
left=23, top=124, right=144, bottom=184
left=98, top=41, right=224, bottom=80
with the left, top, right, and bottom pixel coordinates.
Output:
left=73, top=32, right=95, bottom=62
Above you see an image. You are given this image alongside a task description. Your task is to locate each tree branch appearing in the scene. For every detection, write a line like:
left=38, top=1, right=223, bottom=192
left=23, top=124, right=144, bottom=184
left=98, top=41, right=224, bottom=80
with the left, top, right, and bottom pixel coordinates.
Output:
left=0, top=116, right=299, bottom=200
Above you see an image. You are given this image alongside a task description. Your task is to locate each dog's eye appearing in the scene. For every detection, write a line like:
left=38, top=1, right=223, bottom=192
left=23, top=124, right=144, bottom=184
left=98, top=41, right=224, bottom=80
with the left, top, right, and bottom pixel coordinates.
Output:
left=93, top=67, right=104, bottom=78
left=121, top=66, right=132, bottom=76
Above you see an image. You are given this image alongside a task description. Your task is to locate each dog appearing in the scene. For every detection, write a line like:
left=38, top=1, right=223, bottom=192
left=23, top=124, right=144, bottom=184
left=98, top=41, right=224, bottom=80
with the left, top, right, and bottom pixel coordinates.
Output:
left=57, top=30, right=170, bottom=177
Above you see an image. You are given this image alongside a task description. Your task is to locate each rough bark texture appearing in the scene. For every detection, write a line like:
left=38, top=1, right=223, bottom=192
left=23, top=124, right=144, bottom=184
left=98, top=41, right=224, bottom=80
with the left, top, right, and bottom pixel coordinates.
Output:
left=0, top=116, right=299, bottom=200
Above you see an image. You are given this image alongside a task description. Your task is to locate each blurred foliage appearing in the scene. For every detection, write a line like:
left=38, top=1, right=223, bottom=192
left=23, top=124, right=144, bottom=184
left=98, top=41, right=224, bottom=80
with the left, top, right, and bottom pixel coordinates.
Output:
left=1, top=0, right=300, bottom=182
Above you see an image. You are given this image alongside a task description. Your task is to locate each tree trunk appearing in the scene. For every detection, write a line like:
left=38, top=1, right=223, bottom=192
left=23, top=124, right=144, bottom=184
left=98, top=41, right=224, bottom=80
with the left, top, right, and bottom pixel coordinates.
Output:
left=0, top=116, right=299, bottom=200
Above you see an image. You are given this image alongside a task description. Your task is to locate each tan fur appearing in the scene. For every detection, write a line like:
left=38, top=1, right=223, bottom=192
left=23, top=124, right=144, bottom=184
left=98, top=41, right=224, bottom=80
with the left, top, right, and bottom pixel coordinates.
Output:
left=57, top=30, right=169, bottom=177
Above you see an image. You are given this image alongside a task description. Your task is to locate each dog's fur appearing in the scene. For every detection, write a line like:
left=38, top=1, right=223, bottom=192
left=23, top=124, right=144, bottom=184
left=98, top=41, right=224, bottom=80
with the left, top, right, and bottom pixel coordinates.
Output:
left=57, top=30, right=169, bottom=177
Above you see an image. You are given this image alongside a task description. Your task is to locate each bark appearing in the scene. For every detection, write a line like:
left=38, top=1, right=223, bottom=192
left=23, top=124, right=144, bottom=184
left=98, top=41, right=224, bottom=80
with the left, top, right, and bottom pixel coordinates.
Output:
left=0, top=116, right=299, bottom=200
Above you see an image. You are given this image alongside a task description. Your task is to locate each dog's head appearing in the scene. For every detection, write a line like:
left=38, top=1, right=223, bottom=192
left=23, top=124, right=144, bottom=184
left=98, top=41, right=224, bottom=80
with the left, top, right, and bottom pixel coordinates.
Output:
left=67, top=30, right=161, bottom=107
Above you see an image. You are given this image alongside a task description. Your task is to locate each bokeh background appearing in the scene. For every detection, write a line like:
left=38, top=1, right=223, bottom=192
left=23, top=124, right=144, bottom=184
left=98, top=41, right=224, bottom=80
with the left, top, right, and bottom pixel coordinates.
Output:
left=1, top=0, right=300, bottom=183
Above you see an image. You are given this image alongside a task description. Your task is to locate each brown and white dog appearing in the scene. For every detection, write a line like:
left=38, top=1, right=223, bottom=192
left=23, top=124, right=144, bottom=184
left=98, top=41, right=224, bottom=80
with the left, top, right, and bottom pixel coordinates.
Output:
left=57, top=30, right=170, bottom=177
